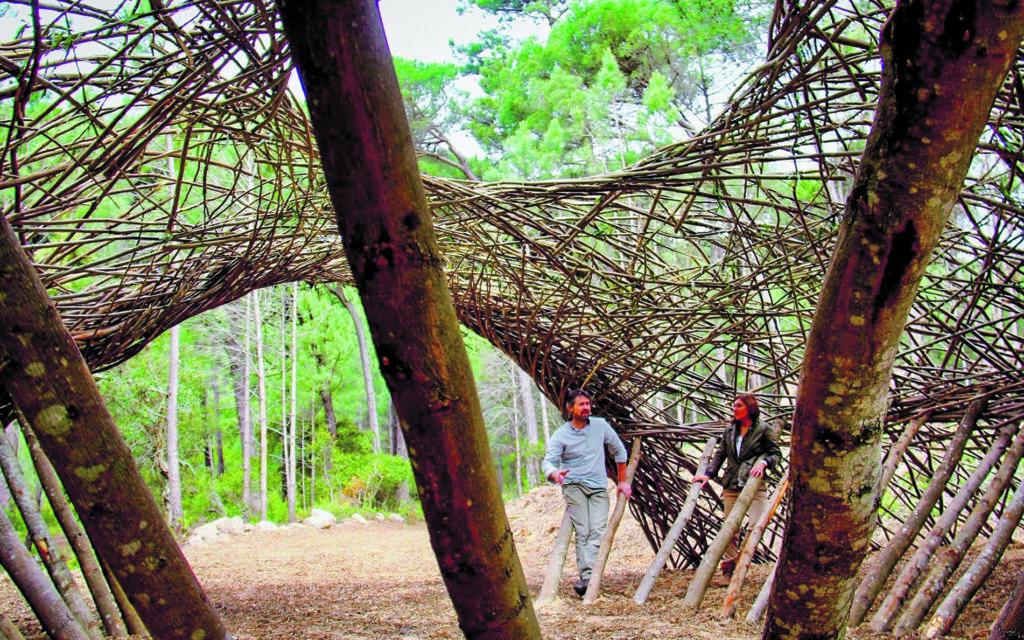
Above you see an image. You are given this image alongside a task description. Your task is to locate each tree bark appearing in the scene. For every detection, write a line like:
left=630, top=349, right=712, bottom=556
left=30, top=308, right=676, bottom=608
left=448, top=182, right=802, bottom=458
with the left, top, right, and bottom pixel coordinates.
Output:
left=20, top=422, right=127, bottom=638
left=723, top=472, right=789, bottom=618
left=535, top=510, right=572, bottom=606
left=764, top=2, right=1024, bottom=638
left=253, top=290, right=269, bottom=522
left=229, top=300, right=254, bottom=520
left=277, top=2, right=542, bottom=638
left=849, top=393, right=983, bottom=626
left=288, top=282, right=299, bottom=522
left=0, top=214, right=227, bottom=639
left=684, top=476, right=763, bottom=609
left=518, top=369, right=540, bottom=487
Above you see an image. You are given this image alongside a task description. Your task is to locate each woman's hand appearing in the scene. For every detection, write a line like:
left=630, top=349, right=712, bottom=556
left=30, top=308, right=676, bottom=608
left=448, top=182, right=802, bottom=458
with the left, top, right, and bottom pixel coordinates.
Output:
left=749, top=461, right=767, bottom=477
left=691, top=474, right=710, bottom=485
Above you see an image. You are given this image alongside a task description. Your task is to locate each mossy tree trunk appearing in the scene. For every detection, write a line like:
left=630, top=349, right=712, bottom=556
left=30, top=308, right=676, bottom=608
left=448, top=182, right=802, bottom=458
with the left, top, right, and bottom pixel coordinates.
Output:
left=276, top=1, right=542, bottom=638
left=0, top=214, right=227, bottom=638
left=764, top=1, right=1024, bottom=638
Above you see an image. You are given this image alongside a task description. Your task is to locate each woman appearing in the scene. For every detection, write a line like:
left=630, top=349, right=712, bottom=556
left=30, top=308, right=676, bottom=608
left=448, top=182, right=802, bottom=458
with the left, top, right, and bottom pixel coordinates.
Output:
left=691, top=393, right=782, bottom=585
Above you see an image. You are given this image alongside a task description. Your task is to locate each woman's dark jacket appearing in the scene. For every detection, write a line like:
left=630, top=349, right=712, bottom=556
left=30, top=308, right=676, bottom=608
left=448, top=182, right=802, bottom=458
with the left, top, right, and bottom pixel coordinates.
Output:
left=706, top=418, right=782, bottom=491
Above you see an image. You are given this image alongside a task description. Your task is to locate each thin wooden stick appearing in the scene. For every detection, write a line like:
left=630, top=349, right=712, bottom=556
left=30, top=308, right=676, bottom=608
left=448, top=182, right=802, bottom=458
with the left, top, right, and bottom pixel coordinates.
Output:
left=921, top=478, right=1024, bottom=640
left=682, top=476, right=762, bottom=610
left=633, top=436, right=718, bottom=605
left=722, top=471, right=789, bottom=618
left=535, top=510, right=573, bottom=606
left=583, top=438, right=643, bottom=604
left=746, top=563, right=777, bottom=624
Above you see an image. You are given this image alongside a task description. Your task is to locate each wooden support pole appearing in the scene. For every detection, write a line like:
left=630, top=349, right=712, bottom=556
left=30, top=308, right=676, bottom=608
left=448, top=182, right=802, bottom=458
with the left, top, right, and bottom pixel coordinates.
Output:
left=722, top=471, right=789, bottom=618
left=893, top=423, right=1024, bottom=636
left=848, top=399, right=981, bottom=627
left=682, top=475, right=762, bottom=610
left=746, top=563, right=777, bottom=624
left=868, top=414, right=1013, bottom=632
left=583, top=438, right=642, bottom=604
left=921, top=478, right=1024, bottom=640
left=875, top=412, right=929, bottom=499
left=535, top=511, right=572, bottom=606
left=633, top=436, right=717, bottom=605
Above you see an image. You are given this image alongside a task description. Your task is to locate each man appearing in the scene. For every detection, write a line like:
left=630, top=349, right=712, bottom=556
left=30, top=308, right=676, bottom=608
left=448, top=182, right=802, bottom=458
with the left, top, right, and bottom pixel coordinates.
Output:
left=542, top=389, right=631, bottom=597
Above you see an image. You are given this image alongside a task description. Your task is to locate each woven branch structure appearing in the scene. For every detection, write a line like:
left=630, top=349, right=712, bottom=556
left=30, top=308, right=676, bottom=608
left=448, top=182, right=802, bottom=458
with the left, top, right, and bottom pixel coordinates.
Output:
left=2, top=0, right=1023, bottom=588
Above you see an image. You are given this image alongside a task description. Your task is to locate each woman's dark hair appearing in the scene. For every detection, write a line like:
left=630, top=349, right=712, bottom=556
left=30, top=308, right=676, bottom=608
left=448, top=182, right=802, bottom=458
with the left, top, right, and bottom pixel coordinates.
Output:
left=565, top=389, right=591, bottom=410
left=735, top=393, right=760, bottom=424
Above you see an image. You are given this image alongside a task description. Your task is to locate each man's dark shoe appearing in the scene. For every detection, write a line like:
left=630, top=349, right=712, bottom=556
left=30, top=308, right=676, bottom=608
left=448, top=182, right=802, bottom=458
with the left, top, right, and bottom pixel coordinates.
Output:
left=720, top=558, right=736, bottom=576
left=573, top=580, right=589, bottom=597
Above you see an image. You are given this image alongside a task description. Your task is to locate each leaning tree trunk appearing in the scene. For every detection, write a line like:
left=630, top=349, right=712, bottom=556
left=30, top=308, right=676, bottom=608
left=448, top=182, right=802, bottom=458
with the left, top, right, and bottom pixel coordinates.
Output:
left=0, top=505, right=88, bottom=640
left=276, top=2, right=542, bottom=638
left=868, top=409, right=1014, bottom=632
left=764, top=3, right=1024, bottom=639
left=19, top=421, right=128, bottom=638
left=849, top=393, right=983, bottom=627
left=0, top=213, right=228, bottom=639
left=0, top=427, right=99, bottom=639
left=893, top=424, right=1024, bottom=636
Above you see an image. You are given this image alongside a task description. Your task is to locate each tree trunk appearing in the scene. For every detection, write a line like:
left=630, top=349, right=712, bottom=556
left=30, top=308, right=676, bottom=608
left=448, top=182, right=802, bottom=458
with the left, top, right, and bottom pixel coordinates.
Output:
left=329, top=285, right=380, bottom=453
left=633, top=436, right=717, bottom=605
left=0, top=427, right=99, bottom=639
left=894, top=425, right=1024, bottom=635
left=20, top=423, right=127, bottom=638
left=921, top=478, right=1024, bottom=640
left=277, top=2, right=542, bottom=637
left=288, top=282, right=299, bottom=522
left=764, top=3, right=1024, bottom=638
left=518, top=369, right=540, bottom=487
left=991, top=569, right=1024, bottom=640
left=0, top=505, right=89, bottom=640
left=849, top=393, right=983, bottom=626
left=165, top=325, right=183, bottom=529
left=253, top=290, right=269, bottom=522
left=0, top=214, right=228, bottom=639
left=869, top=406, right=1012, bottom=632
left=229, top=298, right=254, bottom=520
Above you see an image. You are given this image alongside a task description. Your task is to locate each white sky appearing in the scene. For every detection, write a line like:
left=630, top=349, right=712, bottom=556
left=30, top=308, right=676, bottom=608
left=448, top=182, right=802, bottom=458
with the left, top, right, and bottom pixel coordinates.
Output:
left=378, top=0, right=546, bottom=63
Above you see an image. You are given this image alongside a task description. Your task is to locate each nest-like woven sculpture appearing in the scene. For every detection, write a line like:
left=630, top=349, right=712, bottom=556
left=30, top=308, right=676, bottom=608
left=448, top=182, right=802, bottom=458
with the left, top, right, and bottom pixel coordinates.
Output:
left=2, top=0, right=1023, bottom=570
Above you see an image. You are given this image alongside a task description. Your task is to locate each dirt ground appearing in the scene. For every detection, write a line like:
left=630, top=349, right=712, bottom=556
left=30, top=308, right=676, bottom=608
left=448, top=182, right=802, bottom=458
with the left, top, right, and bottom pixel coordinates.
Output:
left=1, top=484, right=1019, bottom=639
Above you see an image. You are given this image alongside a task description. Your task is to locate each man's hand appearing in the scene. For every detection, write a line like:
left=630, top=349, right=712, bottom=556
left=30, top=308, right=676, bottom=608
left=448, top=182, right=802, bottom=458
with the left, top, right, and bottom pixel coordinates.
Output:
left=691, top=474, right=710, bottom=485
left=749, top=461, right=767, bottom=478
left=550, top=469, right=569, bottom=485
left=617, top=481, right=632, bottom=500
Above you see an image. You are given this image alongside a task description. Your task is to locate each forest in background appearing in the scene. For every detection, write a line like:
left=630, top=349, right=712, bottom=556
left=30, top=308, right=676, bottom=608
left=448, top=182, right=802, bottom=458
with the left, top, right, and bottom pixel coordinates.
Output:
left=1, top=0, right=771, bottom=534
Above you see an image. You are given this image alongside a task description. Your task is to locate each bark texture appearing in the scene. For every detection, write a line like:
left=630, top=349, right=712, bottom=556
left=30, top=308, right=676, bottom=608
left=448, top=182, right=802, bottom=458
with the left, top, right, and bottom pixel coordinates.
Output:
left=764, top=2, right=1024, bottom=638
left=992, top=569, right=1024, bottom=640
left=276, top=1, right=541, bottom=638
left=0, top=214, right=227, bottom=639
